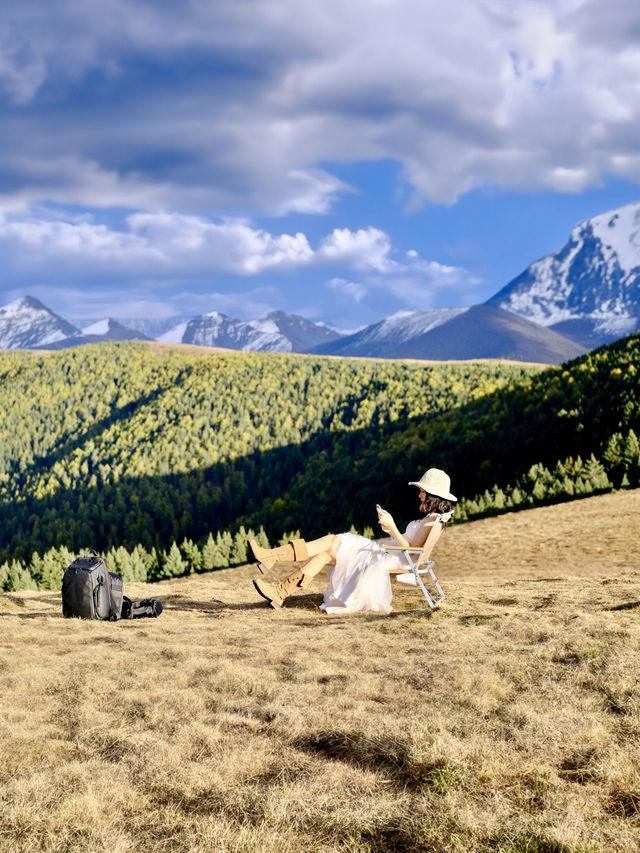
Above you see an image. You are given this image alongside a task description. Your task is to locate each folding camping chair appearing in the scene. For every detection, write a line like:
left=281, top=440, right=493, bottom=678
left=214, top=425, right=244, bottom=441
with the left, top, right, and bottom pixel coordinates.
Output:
left=381, top=511, right=452, bottom=609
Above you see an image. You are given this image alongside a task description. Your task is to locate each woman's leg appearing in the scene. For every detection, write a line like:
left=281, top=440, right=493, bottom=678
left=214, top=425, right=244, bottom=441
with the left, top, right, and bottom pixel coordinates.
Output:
left=252, top=535, right=340, bottom=608
left=304, top=534, right=339, bottom=559
left=250, top=533, right=338, bottom=572
left=297, top=547, right=337, bottom=587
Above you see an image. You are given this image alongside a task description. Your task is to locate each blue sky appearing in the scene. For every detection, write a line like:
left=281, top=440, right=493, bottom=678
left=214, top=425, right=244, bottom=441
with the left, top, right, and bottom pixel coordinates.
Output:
left=1, top=0, right=640, bottom=329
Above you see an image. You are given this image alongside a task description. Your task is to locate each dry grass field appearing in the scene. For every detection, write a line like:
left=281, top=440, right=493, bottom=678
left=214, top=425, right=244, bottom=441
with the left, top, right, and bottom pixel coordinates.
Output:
left=1, top=490, right=639, bottom=853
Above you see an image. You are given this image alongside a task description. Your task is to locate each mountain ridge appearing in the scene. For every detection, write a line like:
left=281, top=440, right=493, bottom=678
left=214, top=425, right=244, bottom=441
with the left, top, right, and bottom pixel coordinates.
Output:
left=488, top=200, right=640, bottom=347
left=4, top=198, right=640, bottom=361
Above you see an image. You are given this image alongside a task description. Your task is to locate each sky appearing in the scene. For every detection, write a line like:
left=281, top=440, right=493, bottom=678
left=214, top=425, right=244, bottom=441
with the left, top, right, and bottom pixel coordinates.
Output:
left=2, top=0, right=640, bottom=330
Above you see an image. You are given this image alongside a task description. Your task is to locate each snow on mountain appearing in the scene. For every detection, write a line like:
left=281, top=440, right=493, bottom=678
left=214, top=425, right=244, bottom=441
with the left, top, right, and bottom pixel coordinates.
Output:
left=174, top=311, right=289, bottom=351
left=0, top=296, right=78, bottom=349
left=161, top=310, right=344, bottom=352
left=77, top=318, right=149, bottom=341
left=488, top=201, right=640, bottom=344
left=263, top=311, right=343, bottom=351
left=158, top=322, right=190, bottom=344
left=311, top=308, right=468, bottom=357
left=37, top=318, right=150, bottom=349
left=82, top=319, right=111, bottom=335
left=118, top=316, right=193, bottom=339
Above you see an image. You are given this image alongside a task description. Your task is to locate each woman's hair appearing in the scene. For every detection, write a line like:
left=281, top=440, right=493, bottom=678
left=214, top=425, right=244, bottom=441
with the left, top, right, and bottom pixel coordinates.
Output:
left=420, top=493, right=453, bottom=517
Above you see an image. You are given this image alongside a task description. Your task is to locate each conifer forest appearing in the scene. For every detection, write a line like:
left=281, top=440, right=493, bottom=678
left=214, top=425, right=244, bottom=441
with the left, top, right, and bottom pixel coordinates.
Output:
left=1, top=334, right=638, bottom=591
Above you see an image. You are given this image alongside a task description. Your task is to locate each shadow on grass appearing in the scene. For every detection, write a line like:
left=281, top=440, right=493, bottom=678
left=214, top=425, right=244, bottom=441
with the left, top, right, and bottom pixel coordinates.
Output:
left=293, top=729, right=454, bottom=791
left=160, top=593, right=284, bottom=613
left=0, top=611, right=61, bottom=619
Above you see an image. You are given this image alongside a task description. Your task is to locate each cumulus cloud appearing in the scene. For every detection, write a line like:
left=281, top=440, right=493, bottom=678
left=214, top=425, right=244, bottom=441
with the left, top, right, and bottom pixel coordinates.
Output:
left=0, top=207, right=480, bottom=323
left=318, top=228, right=393, bottom=272
left=0, top=209, right=457, bottom=284
left=1, top=0, right=639, bottom=214
left=324, top=252, right=482, bottom=318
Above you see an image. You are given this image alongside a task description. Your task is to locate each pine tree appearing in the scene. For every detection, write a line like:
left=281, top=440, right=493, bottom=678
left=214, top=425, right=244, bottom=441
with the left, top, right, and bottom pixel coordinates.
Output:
left=180, top=538, right=202, bottom=574
left=230, top=526, right=248, bottom=565
left=145, top=547, right=162, bottom=582
left=129, top=545, right=148, bottom=582
left=27, top=551, right=45, bottom=587
left=623, top=429, right=640, bottom=486
left=201, top=533, right=218, bottom=571
left=160, top=542, right=188, bottom=579
left=215, top=531, right=233, bottom=567
left=255, top=526, right=270, bottom=548
left=6, top=560, right=37, bottom=591
left=603, top=432, right=625, bottom=485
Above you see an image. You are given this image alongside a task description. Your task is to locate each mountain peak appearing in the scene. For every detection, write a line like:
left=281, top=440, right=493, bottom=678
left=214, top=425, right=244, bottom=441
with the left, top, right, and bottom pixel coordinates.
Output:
left=0, top=296, right=78, bottom=348
left=488, top=200, right=640, bottom=346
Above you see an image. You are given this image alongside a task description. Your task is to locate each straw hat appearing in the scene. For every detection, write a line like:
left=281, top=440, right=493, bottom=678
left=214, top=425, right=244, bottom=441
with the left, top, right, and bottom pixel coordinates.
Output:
left=408, top=468, right=457, bottom=502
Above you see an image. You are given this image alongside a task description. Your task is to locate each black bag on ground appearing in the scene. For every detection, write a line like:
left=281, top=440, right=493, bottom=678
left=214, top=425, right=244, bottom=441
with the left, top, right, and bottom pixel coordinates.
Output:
left=121, top=595, right=163, bottom=619
left=62, top=552, right=123, bottom=621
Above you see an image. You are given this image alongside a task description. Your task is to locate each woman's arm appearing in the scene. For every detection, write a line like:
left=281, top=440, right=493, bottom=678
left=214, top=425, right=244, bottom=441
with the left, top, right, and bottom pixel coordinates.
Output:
left=376, top=507, right=410, bottom=547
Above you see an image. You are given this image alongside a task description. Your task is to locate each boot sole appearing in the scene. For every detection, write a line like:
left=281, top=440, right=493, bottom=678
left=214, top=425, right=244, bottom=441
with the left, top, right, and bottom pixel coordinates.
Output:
left=252, top=579, right=282, bottom=609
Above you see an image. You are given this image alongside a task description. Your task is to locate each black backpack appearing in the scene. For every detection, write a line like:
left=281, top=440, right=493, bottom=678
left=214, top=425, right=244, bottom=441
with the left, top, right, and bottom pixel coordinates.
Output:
left=122, top=596, right=163, bottom=619
left=62, top=552, right=123, bottom=621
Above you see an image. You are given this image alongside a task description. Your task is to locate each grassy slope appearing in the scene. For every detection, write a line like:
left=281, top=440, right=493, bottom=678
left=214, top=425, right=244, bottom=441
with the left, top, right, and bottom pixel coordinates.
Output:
left=1, top=490, right=639, bottom=853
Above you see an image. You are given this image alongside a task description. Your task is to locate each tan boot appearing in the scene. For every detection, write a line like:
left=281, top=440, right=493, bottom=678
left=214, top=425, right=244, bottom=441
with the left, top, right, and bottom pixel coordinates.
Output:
left=248, top=538, right=309, bottom=573
left=252, top=568, right=307, bottom=609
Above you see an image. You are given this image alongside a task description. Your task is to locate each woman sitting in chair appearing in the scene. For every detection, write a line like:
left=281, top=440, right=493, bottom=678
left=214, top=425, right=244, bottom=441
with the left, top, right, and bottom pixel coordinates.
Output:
left=250, top=468, right=456, bottom=614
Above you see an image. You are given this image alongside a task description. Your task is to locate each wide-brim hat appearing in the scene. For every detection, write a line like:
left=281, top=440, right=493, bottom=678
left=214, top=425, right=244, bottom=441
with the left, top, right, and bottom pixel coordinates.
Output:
left=408, top=468, right=457, bottom=502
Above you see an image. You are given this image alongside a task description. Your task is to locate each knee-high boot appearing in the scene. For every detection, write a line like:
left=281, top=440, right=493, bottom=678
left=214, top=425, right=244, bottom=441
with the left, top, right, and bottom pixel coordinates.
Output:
left=252, top=551, right=333, bottom=610
left=248, top=538, right=308, bottom=573
left=252, top=568, right=307, bottom=609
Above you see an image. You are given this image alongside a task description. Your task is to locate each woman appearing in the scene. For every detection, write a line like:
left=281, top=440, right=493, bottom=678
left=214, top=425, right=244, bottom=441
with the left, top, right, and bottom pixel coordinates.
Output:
left=250, top=468, right=456, bottom=613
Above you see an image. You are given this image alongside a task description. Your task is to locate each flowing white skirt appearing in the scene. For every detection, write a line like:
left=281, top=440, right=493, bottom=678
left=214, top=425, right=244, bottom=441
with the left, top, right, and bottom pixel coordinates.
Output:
left=320, top=533, right=402, bottom=615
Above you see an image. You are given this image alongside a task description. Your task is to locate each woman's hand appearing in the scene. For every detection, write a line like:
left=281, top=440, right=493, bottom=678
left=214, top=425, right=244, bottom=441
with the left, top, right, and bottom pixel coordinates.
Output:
left=376, top=506, right=396, bottom=535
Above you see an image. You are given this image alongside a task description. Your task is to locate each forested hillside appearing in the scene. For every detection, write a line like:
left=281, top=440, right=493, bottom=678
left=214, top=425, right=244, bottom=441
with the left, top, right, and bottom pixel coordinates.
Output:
left=256, top=333, right=639, bottom=538
left=0, top=344, right=531, bottom=562
left=0, top=335, right=638, bottom=590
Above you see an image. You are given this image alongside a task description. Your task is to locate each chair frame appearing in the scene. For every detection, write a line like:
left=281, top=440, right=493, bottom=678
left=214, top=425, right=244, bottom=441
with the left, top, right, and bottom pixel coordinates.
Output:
left=381, top=545, right=445, bottom=608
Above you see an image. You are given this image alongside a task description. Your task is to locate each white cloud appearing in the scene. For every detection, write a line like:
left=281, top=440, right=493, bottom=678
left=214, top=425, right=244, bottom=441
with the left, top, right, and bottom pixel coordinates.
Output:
left=0, top=207, right=481, bottom=323
left=127, top=212, right=314, bottom=273
left=1, top=0, right=639, bottom=213
left=326, top=277, right=368, bottom=303
left=323, top=248, right=483, bottom=315
left=318, top=228, right=393, bottom=272
left=0, top=211, right=449, bottom=282
left=0, top=210, right=315, bottom=276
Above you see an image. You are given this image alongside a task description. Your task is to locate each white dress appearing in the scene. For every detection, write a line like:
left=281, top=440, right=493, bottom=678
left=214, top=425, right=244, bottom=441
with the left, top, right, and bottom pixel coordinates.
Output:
left=320, top=519, right=424, bottom=615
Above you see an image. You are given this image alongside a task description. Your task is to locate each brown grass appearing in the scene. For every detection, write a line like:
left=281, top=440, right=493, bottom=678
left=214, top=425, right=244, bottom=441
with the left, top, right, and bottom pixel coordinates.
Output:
left=1, top=490, right=639, bottom=852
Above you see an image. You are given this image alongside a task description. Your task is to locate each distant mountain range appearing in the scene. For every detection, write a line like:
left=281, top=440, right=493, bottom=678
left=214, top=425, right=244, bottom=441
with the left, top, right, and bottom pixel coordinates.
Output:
left=3, top=200, right=640, bottom=363
left=158, top=310, right=342, bottom=352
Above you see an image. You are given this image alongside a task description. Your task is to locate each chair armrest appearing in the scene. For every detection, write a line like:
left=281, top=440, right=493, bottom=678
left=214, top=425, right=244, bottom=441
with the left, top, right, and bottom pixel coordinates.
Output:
left=381, top=545, right=423, bottom=553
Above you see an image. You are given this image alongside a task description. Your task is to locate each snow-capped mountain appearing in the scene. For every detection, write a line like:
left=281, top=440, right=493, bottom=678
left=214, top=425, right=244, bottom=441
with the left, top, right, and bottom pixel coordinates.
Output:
left=80, top=319, right=149, bottom=341
left=488, top=201, right=640, bottom=347
left=263, top=310, right=342, bottom=351
left=159, top=310, right=342, bottom=352
left=390, top=304, right=586, bottom=363
left=7, top=197, right=640, bottom=364
left=312, top=308, right=468, bottom=357
left=33, top=318, right=150, bottom=349
left=115, top=316, right=193, bottom=339
left=0, top=296, right=78, bottom=349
